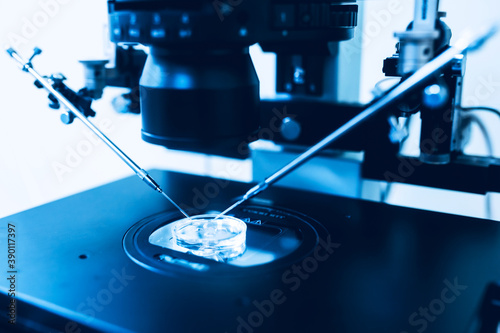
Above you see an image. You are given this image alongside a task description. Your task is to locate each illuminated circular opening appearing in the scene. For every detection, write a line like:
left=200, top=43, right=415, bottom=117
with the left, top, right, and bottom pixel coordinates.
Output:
left=172, top=214, right=247, bottom=262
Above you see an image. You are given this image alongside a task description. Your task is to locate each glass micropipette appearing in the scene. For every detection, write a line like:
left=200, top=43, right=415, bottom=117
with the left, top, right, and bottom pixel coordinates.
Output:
left=6, top=47, right=190, bottom=219
left=217, top=23, right=500, bottom=218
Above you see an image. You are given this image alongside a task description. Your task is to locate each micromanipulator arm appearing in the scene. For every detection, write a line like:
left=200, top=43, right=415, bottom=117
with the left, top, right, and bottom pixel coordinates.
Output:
left=6, top=47, right=190, bottom=219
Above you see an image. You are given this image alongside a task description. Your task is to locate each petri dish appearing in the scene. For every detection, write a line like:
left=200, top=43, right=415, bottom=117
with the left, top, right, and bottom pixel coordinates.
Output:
left=172, top=214, right=247, bottom=262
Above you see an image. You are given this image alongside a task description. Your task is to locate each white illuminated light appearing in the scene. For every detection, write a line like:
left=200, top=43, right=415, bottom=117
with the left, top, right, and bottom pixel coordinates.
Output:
left=129, top=28, right=140, bottom=38
left=151, top=29, right=165, bottom=38
left=427, top=84, right=441, bottom=95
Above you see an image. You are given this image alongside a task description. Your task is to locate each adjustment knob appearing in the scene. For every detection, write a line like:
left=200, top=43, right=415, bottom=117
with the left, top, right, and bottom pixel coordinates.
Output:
left=423, top=84, right=448, bottom=109
left=280, top=117, right=301, bottom=141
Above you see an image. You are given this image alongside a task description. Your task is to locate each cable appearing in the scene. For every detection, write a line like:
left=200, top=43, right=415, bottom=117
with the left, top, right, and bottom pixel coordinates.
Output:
left=372, top=78, right=400, bottom=98
left=460, top=113, right=494, bottom=157
left=459, top=106, right=500, bottom=118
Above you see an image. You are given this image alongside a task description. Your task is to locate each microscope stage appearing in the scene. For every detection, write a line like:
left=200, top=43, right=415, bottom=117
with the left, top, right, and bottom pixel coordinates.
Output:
left=1, top=171, right=499, bottom=332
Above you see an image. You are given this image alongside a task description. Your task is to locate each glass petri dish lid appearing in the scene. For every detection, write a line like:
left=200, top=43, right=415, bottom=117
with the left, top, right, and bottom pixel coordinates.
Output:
left=172, top=214, right=247, bottom=262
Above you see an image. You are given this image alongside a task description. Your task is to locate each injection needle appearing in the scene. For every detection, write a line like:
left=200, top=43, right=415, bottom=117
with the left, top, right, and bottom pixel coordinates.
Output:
left=6, top=47, right=190, bottom=219
left=216, top=23, right=500, bottom=218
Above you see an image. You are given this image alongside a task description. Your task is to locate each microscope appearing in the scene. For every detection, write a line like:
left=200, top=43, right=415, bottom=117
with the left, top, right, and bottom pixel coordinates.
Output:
left=1, top=0, right=500, bottom=332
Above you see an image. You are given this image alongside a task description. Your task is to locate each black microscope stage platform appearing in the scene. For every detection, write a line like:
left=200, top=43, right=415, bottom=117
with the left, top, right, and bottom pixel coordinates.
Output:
left=1, top=170, right=499, bottom=333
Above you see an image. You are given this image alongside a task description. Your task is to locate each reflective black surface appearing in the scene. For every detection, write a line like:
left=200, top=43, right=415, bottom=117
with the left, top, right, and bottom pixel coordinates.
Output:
left=1, top=170, right=499, bottom=332
left=125, top=205, right=322, bottom=274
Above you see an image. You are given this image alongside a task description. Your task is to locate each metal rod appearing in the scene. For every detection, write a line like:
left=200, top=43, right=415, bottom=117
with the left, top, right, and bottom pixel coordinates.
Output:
left=6, top=48, right=190, bottom=219
left=217, top=24, right=499, bottom=218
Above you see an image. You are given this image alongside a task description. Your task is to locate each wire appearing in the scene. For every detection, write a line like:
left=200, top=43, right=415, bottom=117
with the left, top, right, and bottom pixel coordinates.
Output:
left=458, top=106, right=500, bottom=118
left=372, top=78, right=400, bottom=98
left=460, top=113, right=494, bottom=157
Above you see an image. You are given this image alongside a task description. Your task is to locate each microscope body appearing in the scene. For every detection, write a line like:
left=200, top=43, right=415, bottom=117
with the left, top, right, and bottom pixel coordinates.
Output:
left=77, top=0, right=499, bottom=198
left=2, top=1, right=500, bottom=332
